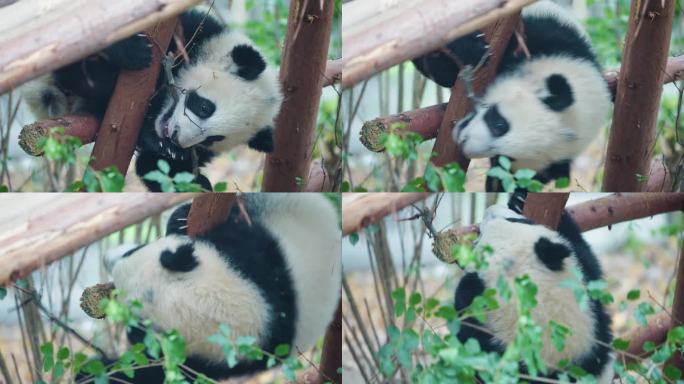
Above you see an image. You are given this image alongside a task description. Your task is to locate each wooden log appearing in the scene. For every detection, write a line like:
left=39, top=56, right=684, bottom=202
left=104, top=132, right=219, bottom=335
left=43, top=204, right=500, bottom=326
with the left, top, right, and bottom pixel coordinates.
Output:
left=360, top=54, right=684, bottom=153
left=567, top=193, right=684, bottom=232
left=602, top=1, right=677, bottom=192
left=341, top=0, right=536, bottom=88
left=187, top=194, right=236, bottom=237
left=429, top=15, right=521, bottom=170
left=0, top=0, right=201, bottom=93
left=316, top=300, right=342, bottom=384
left=18, top=115, right=99, bottom=156
left=522, top=193, right=570, bottom=229
left=342, top=193, right=430, bottom=236
left=89, top=18, right=177, bottom=175
left=324, top=59, right=343, bottom=87
left=617, top=311, right=673, bottom=365
left=262, top=1, right=335, bottom=192
left=0, top=193, right=196, bottom=286
left=304, top=163, right=333, bottom=192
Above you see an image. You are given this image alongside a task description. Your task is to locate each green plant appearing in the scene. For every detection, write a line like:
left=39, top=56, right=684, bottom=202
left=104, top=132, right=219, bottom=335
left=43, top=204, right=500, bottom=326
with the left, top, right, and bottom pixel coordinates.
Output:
left=143, top=160, right=205, bottom=192
left=486, top=156, right=544, bottom=192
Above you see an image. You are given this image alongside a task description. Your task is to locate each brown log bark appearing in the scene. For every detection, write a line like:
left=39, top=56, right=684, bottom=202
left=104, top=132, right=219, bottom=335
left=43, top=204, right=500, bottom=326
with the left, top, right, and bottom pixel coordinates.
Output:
left=360, top=55, right=684, bottom=152
left=342, top=193, right=431, bottom=236
left=567, top=193, right=684, bottom=232
left=316, top=300, right=342, bottom=384
left=324, top=59, right=343, bottom=87
left=89, top=18, right=177, bottom=175
left=617, top=311, right=673, bottom=365
left=261, top=1, right=335, bottom=192
left=0, top=193, right=195, bottom=286
left=304, top=163, right=333, bottom=192
left=18, top=115, right=99, bottom=156
left=430, top=15, right=521, bottom=169
left=522, top=193, right=570, bottom=229
left=0, top=0, right=201, bottom=94
left=667, top=235, right=684, bottom=371
left=602, top=1, right=676, bottom=192
left=341, top=0, right=536, bottom=88
left=186, top=194, right=236, bottom=237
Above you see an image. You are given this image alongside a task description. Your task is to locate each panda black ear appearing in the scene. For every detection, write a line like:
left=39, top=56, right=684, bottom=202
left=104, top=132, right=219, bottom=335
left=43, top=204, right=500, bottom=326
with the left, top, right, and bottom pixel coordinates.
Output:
left=542, top=74, right=574, bottom=112
left=248, top=126, right=275, bottom=153
left=534, top=237, right=570, bottom=271
left=230, top=44, right=266, bottom=81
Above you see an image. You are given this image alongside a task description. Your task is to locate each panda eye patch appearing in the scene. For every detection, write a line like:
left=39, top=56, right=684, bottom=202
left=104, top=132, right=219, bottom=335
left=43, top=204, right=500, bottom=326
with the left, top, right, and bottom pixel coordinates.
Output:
left=186, top=91, right=216, bottom=119
left=457, top=112, right=476, bottom=131
left=484, top=105, right=510, bottom=137
left=160, top=243, right=199, bottom=272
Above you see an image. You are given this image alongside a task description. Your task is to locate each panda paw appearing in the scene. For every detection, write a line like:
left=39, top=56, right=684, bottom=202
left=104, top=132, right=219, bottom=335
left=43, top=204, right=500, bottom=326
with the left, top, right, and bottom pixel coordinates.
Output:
left=106, top=33, right=153, bottom=71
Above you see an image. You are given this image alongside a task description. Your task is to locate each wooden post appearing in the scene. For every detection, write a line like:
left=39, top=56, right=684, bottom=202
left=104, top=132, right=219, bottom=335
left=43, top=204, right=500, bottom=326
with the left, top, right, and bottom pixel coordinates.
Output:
left=429, top=15, right=521, bottom=170
left=88, top=18, right=177, bottom=175
left=316, top=300, right=342, bottom=384
left=522, top=193, right=570, bottom=229
left=602, top=1, right=676, bottom=192
left=261, top=1, right=335, bottom=192
left=186, top=194, right=236, bottom=237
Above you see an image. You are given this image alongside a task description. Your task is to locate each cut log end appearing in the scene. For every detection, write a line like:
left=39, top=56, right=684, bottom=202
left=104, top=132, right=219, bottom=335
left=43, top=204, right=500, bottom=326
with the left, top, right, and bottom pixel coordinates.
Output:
left=360, top=119, right=388, bottom=152
left=18, top=123, right=49, bottom=156
left=432, top=225, right=480, bottom=264
left=80, top=282, right=115, bottom=319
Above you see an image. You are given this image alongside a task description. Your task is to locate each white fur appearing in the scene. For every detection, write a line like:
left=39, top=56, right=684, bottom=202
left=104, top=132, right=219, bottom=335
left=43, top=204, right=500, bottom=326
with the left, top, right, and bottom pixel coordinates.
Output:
left=110, top=235, right=270, bottom=363
left=156, top=31, right=282, bottom=150
left=107, top=194, right=340, bottom=362
left=247, top=193, right=341, bottom=353
left=475, top=205, right=612, bottom=381
left=21, top=74, right=84, bottom=119
left=454, top=56, right=610, bottom=172
left=452, top=0, right=610, bottom=173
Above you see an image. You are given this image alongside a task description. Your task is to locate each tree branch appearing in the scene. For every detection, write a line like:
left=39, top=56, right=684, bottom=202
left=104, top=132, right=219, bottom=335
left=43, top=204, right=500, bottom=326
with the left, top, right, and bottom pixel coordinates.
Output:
left=342, top=193, right=431, bottom=236
left=0, top=0, right=202, bottom=94
left=186, top=194, right=236, bottom=237
left=522, top=193, right=569, bottom=229
left=0, top=193, right=195, bottom=286
left=89, top=18, right=177, bottom=175
left=18, top=115, right=99, bottom=156
left=261, top=1, right=335, bottom=192
left=341, top=0, right=536, bottom=88
left=602, top=1, right=677, bottom=192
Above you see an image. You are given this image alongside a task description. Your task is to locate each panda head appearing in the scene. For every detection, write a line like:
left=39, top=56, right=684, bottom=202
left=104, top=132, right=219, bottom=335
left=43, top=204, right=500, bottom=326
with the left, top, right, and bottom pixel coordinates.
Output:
left=105, top=235, right=271, bottom=362
left=452, top=71, right=576, bottom=162
left=155, top=32, right=282, bottom=154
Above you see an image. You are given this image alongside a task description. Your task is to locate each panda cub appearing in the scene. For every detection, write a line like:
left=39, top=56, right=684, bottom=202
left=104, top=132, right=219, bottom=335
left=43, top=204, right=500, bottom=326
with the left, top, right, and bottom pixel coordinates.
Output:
left=413, top=1, right=611, bottom=191
left=454, top=196, right=613, bottom=382
left=94, top=194, right=340, bottom=383
left=21, top=9, right=282, bottom=191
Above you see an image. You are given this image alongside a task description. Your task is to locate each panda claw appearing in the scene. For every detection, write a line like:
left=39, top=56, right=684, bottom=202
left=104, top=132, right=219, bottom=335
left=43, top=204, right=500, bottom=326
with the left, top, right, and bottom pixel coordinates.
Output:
left=476, top=33, right=485, bottom=38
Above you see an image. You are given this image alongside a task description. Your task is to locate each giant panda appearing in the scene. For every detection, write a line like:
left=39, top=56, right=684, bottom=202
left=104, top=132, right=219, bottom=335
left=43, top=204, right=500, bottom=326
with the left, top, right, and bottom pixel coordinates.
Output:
left=85, top=193, right=340, bottom=383
left=21, top=8, right=282, bottom=191
left=412, top=1, right=611, bottom=191
left=453, top=195, right=613, bottom=383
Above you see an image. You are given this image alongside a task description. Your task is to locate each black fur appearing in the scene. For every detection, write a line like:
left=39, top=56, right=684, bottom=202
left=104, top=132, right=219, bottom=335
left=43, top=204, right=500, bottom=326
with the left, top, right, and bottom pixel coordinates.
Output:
left=484, top=105, right=510, bottom=138
left=160, top=243, right=199, bottom=272
left=83, top=201, right=297, bottom=383
left=534, top=237, right=570, bottom=271
left=542, top=74, right=575, bottom=112
left=104, top=34, right=153, bottom=71
left=453, top=194, right=612, bottom=382
left=231, top=44, right=267, bottom=81
left=186, top=91, right=216, bottom=119
left=248, top=126, right=275, bottom=153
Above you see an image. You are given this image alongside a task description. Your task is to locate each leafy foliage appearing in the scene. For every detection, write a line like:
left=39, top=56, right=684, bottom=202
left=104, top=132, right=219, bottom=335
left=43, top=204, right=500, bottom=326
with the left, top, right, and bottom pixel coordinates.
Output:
left=143, top=160, right=204, bottom=192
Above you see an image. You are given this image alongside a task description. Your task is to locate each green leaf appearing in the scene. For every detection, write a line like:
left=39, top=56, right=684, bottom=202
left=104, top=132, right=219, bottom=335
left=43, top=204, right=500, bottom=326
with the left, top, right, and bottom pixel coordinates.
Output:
left=424, top=164, right=441, bottom=192
left=274, top=344, right=290, bottom=357
left=498, top=156, right=512, bottom=170
left=667, top=326, right=684, bottom=343
left=349, top=233, right=359, bottom=246
left=340, top=181, right=350, bottom=192
left=0, top=287, right=6, bottom=300
left=392, top=287, right=406, bottom=317
left=612, top=338, right=630, bottom=351
left=513, top=169, right=536, bottom=180
left=40, top=342, right=54, bottom=372
left=664, top=364, right=683, bottom=380
left=554, top=177, right=570, bottom=189
left=157, top=159, right=171, bottom=175
left=0, top=185, right=8, bottom=192
left=626, top=289, right=640, bottom=300
left=214, top=182, right=228, bottom=192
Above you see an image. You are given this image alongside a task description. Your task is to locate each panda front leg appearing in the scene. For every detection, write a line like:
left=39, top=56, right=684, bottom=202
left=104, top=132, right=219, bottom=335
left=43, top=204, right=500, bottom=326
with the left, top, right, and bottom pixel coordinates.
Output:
left=103, top=33, right=154, bottom=71
left=454, top=273, right=502, bottom=353
left=412, top=31, right=489, bottom=88
left=135, top=128, right=213, bottom=192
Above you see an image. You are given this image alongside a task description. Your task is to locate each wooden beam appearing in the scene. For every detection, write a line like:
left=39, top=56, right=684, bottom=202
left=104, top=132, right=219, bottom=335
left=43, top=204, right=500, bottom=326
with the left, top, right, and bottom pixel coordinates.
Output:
left=187, top=194, right=236, bottom=237
left=342, top=193, right=430, bottom=236
left=342, top=0, right=537, bottom=88
left=0, top=193, right=196, bottom=286
left=522, top=193, right=570, bottom=229
left=0, top=0, right=201, bottom=94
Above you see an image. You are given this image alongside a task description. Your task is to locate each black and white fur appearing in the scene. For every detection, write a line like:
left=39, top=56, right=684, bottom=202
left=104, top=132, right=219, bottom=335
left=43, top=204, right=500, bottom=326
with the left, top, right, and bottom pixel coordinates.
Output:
left=22, top=9, right=282, bottom=191
left=413, top=1, right=611, bottom=191
left=90, top=194, right=340, bottom=383
left=454, top=195, right=613, bottom=382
